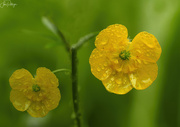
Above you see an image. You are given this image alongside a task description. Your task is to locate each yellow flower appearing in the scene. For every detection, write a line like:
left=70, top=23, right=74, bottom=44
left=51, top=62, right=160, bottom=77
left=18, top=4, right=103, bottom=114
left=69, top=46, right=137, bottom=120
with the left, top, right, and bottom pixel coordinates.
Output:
left=89, top=24, right=162, bottom=94
left=9, top=67, right=61, bottom=117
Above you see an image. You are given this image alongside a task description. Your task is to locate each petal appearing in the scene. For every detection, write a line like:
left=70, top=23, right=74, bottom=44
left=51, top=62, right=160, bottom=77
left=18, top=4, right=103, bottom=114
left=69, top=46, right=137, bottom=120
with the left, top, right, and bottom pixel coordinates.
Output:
left=35, top=67, right=59, bottom=88
left=102, top=71, right=133, bottom=94
left=95, top=24, right=129, bottom=51
left=9, top=68, right=33, bottom=90
left=10, top=90, right=31, bottom=111
left=27, top=101, right=49, bottom=117
left=42, top=88, right=61, bottom=110
left=130, top=32, right=162, bottom=63
left=129, top=63, right=158, bottom=90
left=89, top=48, right=112, bottom=80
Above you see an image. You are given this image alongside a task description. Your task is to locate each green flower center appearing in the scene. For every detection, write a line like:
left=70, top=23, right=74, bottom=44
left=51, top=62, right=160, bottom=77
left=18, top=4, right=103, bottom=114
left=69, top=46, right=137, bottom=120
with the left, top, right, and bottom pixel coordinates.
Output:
left=32, top=84, right=40, bottom=92
left=119, top=50, right=131, bottom=60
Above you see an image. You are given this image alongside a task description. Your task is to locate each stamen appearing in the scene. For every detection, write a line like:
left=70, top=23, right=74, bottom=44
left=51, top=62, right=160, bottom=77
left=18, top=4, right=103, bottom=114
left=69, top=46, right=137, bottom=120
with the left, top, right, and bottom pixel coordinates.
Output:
left=32, top=84, right=40, bottom=92
left=119, top=50, right=131, bottom=60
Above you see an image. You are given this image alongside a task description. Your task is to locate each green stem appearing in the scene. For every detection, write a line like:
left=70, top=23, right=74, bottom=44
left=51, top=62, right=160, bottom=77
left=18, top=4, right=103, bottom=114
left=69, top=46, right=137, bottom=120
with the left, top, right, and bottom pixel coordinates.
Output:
left=72, top=32, right=98, bottom=49
left=56, top=28, right=70, bottom=52
left=52, top=69, right=71, bottom=74
left=42, top=18, right=97, bottom=127
left=71, top=47, right=81, bottom=127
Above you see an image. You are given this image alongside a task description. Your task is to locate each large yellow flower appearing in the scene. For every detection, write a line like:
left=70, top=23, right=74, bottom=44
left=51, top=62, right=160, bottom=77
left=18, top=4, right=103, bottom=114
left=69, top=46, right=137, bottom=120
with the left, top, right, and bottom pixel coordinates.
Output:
left=89, top=24, right=162, bottom=94
left=9, top=67, right=61, bottom=117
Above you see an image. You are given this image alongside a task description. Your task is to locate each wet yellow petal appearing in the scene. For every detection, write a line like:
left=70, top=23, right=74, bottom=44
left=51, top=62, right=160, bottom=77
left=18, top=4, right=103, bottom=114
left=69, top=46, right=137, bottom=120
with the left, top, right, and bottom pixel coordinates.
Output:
left=27, top=101, right=49, bottom=117
left=130, top=32, right=162, bottom=63
left=42, top=88, right=61, bottom=110
left=129, top=63, right=158, bottom=90
left=95, top=24, right=129, bottom=51
left=102, top=71, right=133, bottom=94
left=35, top=67, right=59, bottom=88
left=9, top=68, right=33, bottom=90
left=89, top=48, right=112, bottom=80
left=10, top=90, right=31, bottom=111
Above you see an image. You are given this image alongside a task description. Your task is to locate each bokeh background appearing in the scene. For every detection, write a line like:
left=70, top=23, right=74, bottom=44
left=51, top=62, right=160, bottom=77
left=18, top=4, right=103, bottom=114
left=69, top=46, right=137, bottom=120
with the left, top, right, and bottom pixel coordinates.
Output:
left=0, top=0, right=180, bottom=127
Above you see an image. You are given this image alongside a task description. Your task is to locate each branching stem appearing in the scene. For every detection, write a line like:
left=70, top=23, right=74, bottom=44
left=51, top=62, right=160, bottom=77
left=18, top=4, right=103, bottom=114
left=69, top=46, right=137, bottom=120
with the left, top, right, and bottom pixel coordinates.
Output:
left=42, top=17, right=98, bottom=127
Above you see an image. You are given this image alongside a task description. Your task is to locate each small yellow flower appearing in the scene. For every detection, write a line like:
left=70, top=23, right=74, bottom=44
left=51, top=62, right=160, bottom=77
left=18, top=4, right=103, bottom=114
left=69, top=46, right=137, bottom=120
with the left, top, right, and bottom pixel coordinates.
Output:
left=89, top=24, right=162, bottom=94
left=9, top=67, right=61, bottom=117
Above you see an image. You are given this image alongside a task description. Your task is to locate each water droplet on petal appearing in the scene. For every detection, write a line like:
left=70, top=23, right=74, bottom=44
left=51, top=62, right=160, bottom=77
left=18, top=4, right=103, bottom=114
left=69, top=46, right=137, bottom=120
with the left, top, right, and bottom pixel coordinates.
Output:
left=103, top=73, right=107, bottom=77
left=113, top=59, right=119, bottom=64
left=15, top=74, right=24, bottom=79
left=137, top=50, right=141, bottom=54
left=97, top=67, right=101, bottom=72
left=104, top=62, right=108, bottom=66
left=39, top=93, right=42, bottom=97
left=116, top=79, right=122, bottom=85
left=101, top=41, right=107, bottom=45
left=111, top=77, right=115, bottom=81
left=137, top=59, right=141, bottom=64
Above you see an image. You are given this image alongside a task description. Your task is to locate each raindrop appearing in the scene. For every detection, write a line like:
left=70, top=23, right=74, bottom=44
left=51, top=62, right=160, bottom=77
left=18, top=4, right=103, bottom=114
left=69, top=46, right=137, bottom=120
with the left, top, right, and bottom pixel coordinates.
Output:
left=15, top=74, right=24, bottom=79
left=116, top=79, right=122, bottom=85
left=97, top=67, right=101, bottom=72
left=103, top=73, right=107, bottom=78
left=104, top=62, right=108, bottom=66
left=137, top=59, right=141, bottom=64
left=137, top=50, right=141, bottom=54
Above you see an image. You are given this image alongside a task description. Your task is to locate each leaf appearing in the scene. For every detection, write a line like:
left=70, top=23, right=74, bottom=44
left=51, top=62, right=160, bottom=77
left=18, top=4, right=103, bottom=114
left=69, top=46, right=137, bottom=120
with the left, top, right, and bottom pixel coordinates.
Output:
left=41, top=16, right=58, bottom=35
left=73, top=32, right=99, bottom=49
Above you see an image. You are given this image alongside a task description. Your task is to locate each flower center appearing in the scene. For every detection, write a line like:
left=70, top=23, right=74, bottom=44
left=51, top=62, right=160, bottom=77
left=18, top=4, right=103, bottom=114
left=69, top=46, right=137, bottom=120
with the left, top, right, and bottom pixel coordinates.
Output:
left=32, top=84, right=40, bottom=92
left=119, top=50, right=130, bottom=60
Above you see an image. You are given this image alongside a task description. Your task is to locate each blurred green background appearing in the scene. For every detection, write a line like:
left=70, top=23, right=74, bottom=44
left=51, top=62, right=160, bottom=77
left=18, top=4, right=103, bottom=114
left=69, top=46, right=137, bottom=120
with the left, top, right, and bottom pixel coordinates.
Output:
left=0, top=0, right=180, bottom=127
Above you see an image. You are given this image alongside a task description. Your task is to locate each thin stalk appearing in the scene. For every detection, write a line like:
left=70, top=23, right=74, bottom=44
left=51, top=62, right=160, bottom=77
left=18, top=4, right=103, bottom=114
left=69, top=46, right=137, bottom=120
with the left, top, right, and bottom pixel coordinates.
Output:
left=72, top=32, right=98, bottom=50
left=42, top=18, right=97, bottom=126
left=52, top=69, right=71, bottom=74
left=56, top=28, right=70, bottom=52
left=71, top=47, right=81, bottom=127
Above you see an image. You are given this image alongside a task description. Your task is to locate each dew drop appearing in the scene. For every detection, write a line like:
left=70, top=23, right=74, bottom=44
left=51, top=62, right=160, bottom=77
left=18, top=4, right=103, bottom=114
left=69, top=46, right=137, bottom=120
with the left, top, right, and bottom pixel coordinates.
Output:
left=137, top=50, right=141, bottom=54
left=36, top=107, right=40, bottom=110
left=15, top=74, right=24, bottom=79
left=97, top=67, right=101, bottom=72
left=113, top=59, right=119, bottom=64
left=144, top=41, right=154, bottom=48
left=39, top=93, right=42, bottom=97
left=137, top=59, right=141, bottom=64
left=143, top=61, right=148, bottom=64
left=111, top=77, right=115, bottom=81
left=104, top=62, right=108, bottom=66
left=51, top=80, right=55, bottom=84
left=116, top=79, right=122, bottom=85
left=103, top=73, right=107, bottom=78
left=101, top=41, right=107, bottom=45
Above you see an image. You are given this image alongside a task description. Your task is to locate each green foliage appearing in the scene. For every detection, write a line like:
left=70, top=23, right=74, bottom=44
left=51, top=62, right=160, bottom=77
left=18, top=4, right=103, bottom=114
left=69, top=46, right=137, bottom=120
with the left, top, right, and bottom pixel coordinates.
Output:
left=0, top=0, right=180, bottom=127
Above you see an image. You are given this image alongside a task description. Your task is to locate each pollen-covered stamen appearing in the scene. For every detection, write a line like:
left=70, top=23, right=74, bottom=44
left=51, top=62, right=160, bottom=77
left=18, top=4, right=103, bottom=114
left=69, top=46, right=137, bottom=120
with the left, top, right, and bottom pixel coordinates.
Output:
left=32, top=84, right=40, bottom=92
left=119, top=50, right=131, bottom=60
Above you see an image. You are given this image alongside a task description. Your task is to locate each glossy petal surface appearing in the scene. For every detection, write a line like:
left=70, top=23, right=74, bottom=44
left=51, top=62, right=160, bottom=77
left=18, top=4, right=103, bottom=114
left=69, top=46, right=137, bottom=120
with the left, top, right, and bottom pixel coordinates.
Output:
left=35, top=67, right=59, bottom=88
left=89, top=24, right=161, bottom=94
left=95, top=24, right=129, bottom=51
left=89, top=48, right=112, bottom=80
left=9, top=68, right=33, bottom=90
left=129, top=63, right=158, bottom=90
left=102, top=71, right=133, bottom=94
left=10, top=67, right=61, bottom=117
left=43, top=88, right=61, bottom=110
left=27, top=101, right=49, bottom=117
left=130, top=32, right=162, bottom=63
left=10, top=90, right=31, bottom=111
